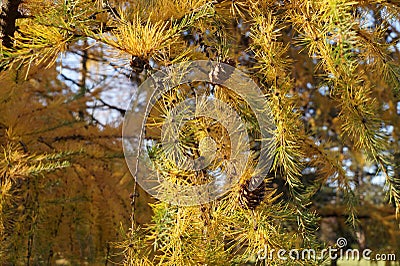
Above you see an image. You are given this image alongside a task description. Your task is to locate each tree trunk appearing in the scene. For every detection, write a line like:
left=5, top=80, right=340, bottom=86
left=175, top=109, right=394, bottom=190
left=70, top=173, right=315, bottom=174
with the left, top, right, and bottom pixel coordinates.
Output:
left=0, top=0, right=22, bottom=48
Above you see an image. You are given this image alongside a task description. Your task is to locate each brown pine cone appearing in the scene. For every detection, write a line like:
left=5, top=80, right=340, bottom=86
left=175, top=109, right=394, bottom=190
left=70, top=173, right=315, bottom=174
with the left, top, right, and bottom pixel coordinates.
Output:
left=238, top=177, right=266, bottom=210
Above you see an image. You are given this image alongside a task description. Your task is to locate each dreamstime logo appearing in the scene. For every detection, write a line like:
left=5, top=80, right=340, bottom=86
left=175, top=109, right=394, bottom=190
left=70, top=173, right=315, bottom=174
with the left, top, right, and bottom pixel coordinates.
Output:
left=257, top=237, right=397, bottom=262
left=336, top=237, right=347, bottom=248
left=122, top=60, right=275, bottom=206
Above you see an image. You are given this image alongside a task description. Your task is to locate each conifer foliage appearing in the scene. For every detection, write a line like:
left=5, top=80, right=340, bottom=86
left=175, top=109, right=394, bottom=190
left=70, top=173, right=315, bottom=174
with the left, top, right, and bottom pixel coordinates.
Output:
left=1, top=0, right=400, bottom=265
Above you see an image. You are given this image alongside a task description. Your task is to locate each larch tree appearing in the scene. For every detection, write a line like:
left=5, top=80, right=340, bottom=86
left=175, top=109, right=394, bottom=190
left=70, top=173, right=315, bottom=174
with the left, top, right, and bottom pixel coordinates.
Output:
left=1, top=0, right=400, bottom=265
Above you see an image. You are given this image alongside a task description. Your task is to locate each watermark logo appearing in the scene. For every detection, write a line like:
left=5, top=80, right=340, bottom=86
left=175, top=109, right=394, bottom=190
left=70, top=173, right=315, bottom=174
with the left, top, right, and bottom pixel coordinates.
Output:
left=336, top=237, right=347, bottom=249
left=257, top=237, right=396, bottom=262
left=122, top=60, right=275, bottom=206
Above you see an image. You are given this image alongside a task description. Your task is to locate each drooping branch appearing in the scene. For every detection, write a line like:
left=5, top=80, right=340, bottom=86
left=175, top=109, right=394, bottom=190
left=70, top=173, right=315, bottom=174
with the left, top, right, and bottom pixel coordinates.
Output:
left=0, top=0, right=22, bottom=48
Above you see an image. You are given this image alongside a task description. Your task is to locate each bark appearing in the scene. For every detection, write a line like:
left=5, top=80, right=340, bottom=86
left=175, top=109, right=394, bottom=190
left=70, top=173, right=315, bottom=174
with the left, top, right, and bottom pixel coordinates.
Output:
left=0, top=0, right=22, bottom=48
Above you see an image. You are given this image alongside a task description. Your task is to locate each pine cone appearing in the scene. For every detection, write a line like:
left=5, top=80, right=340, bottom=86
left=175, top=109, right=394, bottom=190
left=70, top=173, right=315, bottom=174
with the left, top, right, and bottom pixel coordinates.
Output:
left=130, top=56, right=149, bottom=74
left=238, top=177, right=266, bottom=210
